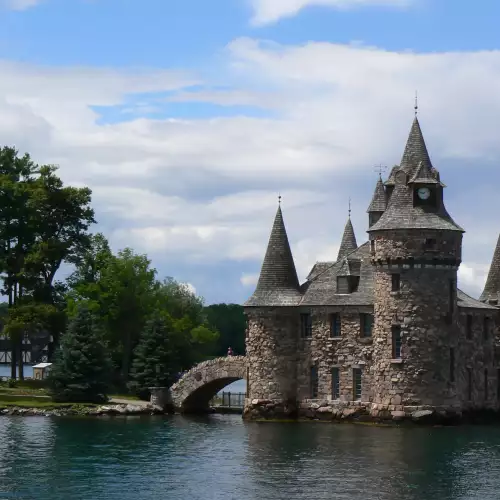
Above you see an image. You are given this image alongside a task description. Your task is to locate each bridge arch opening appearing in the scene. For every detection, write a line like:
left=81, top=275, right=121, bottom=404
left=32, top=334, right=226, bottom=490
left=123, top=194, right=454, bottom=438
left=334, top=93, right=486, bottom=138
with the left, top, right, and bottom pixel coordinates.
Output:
left=168, top=356, right=247, bottom=414
left=182, top=377, right=246, bottom=413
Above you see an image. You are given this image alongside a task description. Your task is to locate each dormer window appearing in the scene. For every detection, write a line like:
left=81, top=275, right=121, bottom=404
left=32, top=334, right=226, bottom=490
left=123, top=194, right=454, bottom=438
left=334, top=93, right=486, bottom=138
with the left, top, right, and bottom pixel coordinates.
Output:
left=337, top=276, right=360, bottom=294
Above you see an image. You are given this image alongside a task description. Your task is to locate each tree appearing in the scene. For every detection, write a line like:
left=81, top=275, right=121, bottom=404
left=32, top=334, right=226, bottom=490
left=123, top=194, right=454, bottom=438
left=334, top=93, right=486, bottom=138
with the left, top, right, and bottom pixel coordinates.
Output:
left=47, top=305, right=112, bottom=403
left=128, top=313, right=184, bottom=399
left=0, top=148, right=95, bottom=378
left=205, top=303, right=246, bottom=356
left=66, top=245, right=159, bottom=384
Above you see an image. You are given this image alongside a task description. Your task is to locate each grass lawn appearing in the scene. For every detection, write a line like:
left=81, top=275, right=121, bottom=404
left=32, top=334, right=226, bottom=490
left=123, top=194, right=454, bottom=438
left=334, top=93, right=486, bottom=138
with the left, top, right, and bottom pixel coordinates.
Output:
left=0, top=394, right=97, bottom=409
left=109, top=394, right=141, bottom=401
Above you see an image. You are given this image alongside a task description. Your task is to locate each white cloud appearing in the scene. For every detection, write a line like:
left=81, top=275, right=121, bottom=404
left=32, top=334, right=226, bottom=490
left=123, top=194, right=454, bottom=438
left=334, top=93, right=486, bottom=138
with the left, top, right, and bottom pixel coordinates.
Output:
left=248, top=0, right=412, bottom=25
left=240, top=273, right=259, bottom=286
left=1, top=0, right=41, bottom=10
left=181, top=282, right=197, bottom=295
left=2, top=40, right=500, bottom=300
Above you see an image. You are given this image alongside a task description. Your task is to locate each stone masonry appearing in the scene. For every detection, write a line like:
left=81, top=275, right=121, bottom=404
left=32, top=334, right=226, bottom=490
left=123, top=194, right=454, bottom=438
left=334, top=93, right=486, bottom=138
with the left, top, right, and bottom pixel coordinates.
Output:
left=242, top=114, right=500, bottom=425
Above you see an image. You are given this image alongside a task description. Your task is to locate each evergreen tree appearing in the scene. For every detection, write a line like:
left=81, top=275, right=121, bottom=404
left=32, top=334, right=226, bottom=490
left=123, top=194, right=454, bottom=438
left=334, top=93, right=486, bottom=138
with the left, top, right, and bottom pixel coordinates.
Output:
left=128, top=313, right=183, bottom=400
left=48, top=304, right=112, bottom=403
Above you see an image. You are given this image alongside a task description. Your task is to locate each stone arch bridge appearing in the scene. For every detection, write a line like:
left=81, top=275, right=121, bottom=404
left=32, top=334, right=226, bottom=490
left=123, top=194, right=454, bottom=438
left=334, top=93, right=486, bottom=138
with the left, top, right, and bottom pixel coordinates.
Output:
left=157, top=356, right=247, bottom=413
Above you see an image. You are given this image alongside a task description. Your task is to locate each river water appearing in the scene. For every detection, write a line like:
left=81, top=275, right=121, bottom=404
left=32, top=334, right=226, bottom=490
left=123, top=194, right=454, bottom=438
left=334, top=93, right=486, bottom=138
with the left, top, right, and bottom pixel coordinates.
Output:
left=0, top=415, right=500, bottom=500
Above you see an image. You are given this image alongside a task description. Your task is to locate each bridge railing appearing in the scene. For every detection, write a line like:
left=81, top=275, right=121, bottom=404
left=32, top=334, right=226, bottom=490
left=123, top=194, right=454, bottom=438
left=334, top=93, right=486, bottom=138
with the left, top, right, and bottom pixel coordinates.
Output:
left=210, top=391, right=246, bottom=408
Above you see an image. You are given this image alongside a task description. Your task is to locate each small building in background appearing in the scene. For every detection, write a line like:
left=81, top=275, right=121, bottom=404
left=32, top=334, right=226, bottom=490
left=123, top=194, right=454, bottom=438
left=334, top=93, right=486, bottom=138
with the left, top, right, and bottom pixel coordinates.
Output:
left=32, top=362, right=52, bottom=380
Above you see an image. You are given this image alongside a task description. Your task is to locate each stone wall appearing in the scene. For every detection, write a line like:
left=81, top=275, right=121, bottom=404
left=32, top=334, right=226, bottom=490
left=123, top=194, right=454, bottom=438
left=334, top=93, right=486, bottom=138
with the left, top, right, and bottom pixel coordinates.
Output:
left=243, top=307, right=298, bottom=419
left=369, top=228, right=462, bottom=410
left=295, top=306, right=374, bottom=403
left=456, top=309, right=498, bottom=410
left=371, top=229, right=462, bottom=263
left=371, top=265, right=459, bottom=408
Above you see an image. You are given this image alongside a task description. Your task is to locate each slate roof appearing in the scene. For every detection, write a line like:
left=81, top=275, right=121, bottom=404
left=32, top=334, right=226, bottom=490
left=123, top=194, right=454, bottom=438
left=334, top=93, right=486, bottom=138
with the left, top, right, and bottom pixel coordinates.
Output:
left=337, top=217, right=358, bottom=260
left=369, top=116, right=463, bottom=233
left=480, top=233, right=500, bottom=304
left=300, top=243, right=374, bottom=306
left=367, top=176, right=387, bottom=213
left=457, top=289, right=498, bottom=310
left=399, top=116, right=433, bottom=178
left=245, top=205, right=301, bottom=307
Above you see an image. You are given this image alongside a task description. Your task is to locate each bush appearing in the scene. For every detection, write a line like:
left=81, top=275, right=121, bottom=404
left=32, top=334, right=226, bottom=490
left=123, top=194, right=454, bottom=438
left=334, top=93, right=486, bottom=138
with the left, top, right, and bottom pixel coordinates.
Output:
left=48, top=305, right=112, bottom=403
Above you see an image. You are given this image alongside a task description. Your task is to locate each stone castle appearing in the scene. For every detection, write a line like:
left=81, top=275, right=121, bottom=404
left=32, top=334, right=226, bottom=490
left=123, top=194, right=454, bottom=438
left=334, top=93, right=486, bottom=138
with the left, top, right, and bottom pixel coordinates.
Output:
left=243, top=113, right=500, bottom=423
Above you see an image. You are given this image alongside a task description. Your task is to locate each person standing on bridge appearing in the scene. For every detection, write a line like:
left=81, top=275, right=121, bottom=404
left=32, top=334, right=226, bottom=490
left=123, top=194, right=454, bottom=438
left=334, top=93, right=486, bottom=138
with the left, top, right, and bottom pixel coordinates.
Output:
left=227, top=346, right=233, bottom=356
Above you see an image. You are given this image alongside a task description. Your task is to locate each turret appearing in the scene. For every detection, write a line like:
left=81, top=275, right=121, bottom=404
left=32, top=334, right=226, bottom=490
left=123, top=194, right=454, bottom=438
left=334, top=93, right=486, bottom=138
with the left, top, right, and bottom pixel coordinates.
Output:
left=367, top=175, right=387, bottom=228
left=480, top=234, right=500, bottom=306
left=243, top=202, right=301, bottom=419
left=337, top=216, right=357, bottom=261
left=368, top=113, right=464, bottom=409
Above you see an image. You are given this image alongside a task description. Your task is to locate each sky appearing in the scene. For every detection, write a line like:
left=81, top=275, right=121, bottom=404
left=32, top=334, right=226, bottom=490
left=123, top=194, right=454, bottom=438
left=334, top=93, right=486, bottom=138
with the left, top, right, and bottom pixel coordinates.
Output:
left=2, top=0, right=500, bottom=305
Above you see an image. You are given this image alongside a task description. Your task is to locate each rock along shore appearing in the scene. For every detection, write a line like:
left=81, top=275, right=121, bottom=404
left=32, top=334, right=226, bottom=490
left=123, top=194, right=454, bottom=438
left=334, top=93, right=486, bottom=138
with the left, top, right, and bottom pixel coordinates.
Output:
left=0, top=403, right=168, bottom=417
left=244, top=399, right=500, bottom=425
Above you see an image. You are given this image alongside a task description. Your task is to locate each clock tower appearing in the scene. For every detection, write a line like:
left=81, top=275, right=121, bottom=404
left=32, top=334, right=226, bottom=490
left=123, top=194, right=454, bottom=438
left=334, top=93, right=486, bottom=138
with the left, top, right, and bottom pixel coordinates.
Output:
left=367, top=115, right=464, bottom=410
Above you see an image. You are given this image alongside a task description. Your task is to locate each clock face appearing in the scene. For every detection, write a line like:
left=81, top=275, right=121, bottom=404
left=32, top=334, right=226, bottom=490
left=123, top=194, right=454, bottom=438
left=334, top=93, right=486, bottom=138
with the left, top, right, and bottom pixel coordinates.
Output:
left=417, top=187, right=431, bottom=200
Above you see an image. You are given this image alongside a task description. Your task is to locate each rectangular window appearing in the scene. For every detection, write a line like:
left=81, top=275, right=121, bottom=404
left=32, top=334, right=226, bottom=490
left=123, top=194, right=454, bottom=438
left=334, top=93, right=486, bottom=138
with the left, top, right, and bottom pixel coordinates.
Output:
left=353, top=368, right=362, bottom=401
left=391, top=274, right=400, bottom=292
left=330, top=313, right=341, bottom=338
left=467, top=368, right=472, bottom=401
left=483, top=317, right=490, bottom=340
left=449, top=279, right=455, bottom=314
left=485, top=369, right=488, bottom=401
left=360, top=313, right=373, bottom=338
left=300, top=313, right=312, bottom=338
left=331, top=368, right=340, bottom=400
left=392, top=325, right=402, bottom=359
left=466, top=315, right=473, bottom=340
left=449, top=348, right=455, bottom=383
left=310, top=365, right=318, bottom=399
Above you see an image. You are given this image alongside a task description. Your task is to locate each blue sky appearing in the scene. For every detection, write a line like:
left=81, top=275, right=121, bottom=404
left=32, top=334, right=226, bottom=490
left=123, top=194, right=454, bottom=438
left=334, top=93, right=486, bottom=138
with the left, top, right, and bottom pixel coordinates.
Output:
left=2, top=0, right=500, bottom=304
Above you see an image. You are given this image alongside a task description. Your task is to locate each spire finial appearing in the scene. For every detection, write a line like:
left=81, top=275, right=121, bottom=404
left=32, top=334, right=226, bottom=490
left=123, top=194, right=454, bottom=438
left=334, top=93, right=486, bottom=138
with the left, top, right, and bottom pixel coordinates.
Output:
left=348, top=197, right=351, bottom=218
left=414, top=90, right=418, bottom=116
left=278, top=193, right=281, bottom=206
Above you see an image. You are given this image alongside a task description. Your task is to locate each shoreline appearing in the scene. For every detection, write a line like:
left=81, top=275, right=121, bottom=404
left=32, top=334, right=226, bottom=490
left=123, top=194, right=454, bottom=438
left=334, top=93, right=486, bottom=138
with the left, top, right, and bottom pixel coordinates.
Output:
left=0, top=402, right=166, bottom=417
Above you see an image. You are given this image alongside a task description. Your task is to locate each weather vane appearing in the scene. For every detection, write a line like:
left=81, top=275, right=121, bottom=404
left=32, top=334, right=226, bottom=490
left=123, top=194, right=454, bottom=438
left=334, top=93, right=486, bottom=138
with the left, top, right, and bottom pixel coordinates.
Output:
left=414, top=90, right=418, bottom=116
left=348, top=197, right=351, bottom=218
left=278, top=193, right=282, bottom=205
left=374, top=164, right=387, bottom=177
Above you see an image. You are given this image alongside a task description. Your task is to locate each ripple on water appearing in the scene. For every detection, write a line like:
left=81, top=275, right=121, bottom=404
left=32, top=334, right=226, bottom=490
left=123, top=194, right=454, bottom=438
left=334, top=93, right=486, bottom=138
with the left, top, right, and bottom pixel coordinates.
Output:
left=0, top=416, right=500, bottom=499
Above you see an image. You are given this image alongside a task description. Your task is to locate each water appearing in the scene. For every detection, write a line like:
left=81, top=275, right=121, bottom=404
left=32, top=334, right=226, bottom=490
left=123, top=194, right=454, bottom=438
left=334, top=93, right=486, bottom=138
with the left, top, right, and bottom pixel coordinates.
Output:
left=0, top=364, right=34, bottom=378
left=0, top=415, right=499, bottom=500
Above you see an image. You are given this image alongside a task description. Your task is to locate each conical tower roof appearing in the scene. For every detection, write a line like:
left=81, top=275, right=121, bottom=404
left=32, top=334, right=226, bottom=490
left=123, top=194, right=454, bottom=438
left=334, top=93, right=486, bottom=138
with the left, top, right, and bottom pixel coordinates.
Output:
left=369, top=115, right=463, bottom=233
left=400, top=116, right=433, bottom=178
left=337, top=217, right=357, bottom=260
left=480, top=234, right=500, bottom=304
left=367, top=176, right=387, bottom=213
left=245, top=205, right=301, bottom=307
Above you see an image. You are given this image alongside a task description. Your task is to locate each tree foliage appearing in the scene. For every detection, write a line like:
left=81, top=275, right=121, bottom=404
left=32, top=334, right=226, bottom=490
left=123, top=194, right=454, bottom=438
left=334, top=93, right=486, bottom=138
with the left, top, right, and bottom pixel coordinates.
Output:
left=205, top=303, right=246, bottom=356
left=47, top=305, right=112, bottom=403
left=0, top=147, right=94, bottom=378
left=0, top=145, right=235, bottom=395
left=128, top=313, right=185, bottom=399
